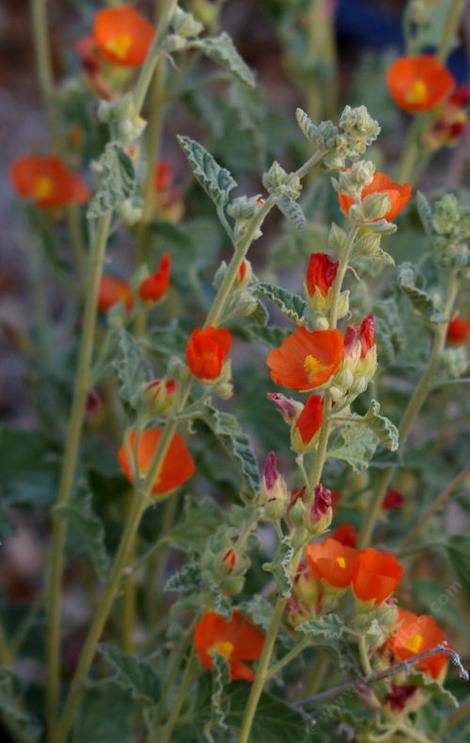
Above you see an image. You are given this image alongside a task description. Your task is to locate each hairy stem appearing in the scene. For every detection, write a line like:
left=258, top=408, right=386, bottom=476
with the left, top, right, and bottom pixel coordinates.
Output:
left=437, top=0, right=466, bottom=63
left=159, top=648, right=196, bottom=743
left=46, top=211, right=111, bottom=737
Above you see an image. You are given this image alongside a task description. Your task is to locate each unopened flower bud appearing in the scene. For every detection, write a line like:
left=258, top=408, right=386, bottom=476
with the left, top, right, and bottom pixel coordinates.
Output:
left=286, top=595, right=312, bottom=626
left=289, top=497, right=306, bottom=527
left=293, top=563, right=320, bottom=607
left=305, top=484, right=333, bottom=535
left=236, top=259, right=253, bottom=288
left=267, top=393, right=303, bottom=425
left=219, top=547, right=238, bottom=575
left=142, top=378, right=177, bottom=415
left=291, top=395, right=324, bottom=454
left=361, top=192, right=391, bottom=221
left=259, top=452, right=289, bottom=512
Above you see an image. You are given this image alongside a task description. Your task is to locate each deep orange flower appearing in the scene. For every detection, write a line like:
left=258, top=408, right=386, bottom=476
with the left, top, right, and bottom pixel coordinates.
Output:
left=447, top=314, right=470, bottom=345
left=93, top=5, right=155, bottom=67
left=306, top=538, right=358, bottom=589
left=118, top=427, right=195, bottom=496
left=293, top=394, right=324, bottom=450
left=305, top=253, right=338, bottom=298
left=186, top=327, right=232, bottom=381
left=267, top=328, right=343, bottom=391
left=10, top=156, right=90, bottom=209
left=386, top=608, right=448, bottom=679
left=331, top=523, right=358, bottom=548
left=339, top=172, right=412, bottom=222
left=98, top=276, right=133, bottom=312
left=387, top=55, right=454, bottom=113
left=352, top=548, right=403, bottom=605
left=194, top=610, right=265, bottom=681
left=138, top=253, right=171, bottom=303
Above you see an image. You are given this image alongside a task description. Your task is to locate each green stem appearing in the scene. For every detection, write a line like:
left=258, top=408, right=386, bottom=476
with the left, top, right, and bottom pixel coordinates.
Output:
left=30, top=0, right=59, bottom=143
left=358, top=270, right=460, bottom=547
left=401, top=464, right=470, bottom=550
left=146, top=493, right=180, bottom=625
left=397, top=116, right=423, bottom=184
left=0, top=620, right=11, bottom=665
left=301, top=651, right=329, bottom=698
left=153, top=616, right=198, bottom=729
left=133, top=0, right=178, bottom=113
left=436, top=0, right=466, bottom=63
left=46, top=211, right=111, bottom=738
left=238, top=596, right=286, bottom=743
left=159, top=648, right=196, bottom=743
left=120, top=497, right=138, bottom=654
left=358, top=636, right=372, bottom=676
left=265, top=637, right=311, bottom=680
left=329, top=224, right=358, bottom=327
left=398, top=721, right=434, bottom=743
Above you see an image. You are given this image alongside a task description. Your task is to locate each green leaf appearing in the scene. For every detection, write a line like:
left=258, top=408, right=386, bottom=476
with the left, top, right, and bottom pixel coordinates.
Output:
left=192, top=33, right=256, bottom=88
left=408, top=671, right=458, bottom=708
left=263, top=536, right=294, bottom=598
left=0, top=426, right=58, bottom=507
left=397, top=263, right=441, bottom=323
left=87, top=142, right=136, bottom=219
left=416, top=191, right=435, bottom=236
left=200, top=405, right=260, bottom=498
left=250, top=299, right=270, bottom=326
left=295, top=107, right=317, bottom=141
left=98, top=643, right=160, bottom=704
left=353, top=232, right=395, bottom=267
left=113, top=329, right=153, bottom=410
left=168, top=495, right=223, bottom=555
left=446, top=535, right=470, bottom=605
left=72, top=680, right=133, bottom=743
left=329, top=426, right=378, bottom=472
left=246, top=324, right=290, bottom=348
left=348, top=400, right=399, bottom=451
left=0, top=669, right=42, bottom=743
left=374, top=297, right=405, bottom=366
left=297, top=613, right=346, bottom=642
left=272, top=192, right=306, bottom=229
left=191, top=680, right=310, bottom=741
left=165, top=561, right=202, bottom=593
left=177, top=135, right=237, bottom=208
left=55, top=481, right=110, bottom=582
left=254, top=282, right=307, bottom=324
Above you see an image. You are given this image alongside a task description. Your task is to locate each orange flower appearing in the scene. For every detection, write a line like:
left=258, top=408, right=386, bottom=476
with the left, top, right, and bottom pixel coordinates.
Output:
left=447, top=314, right=470, bottom=345
left=154, top=162, right=173, bottom=193
left=339, top=172, right=412, bottom=222
left=98, top=275, right=133, bottom=312
left=292, top=394, right=324, bottom=452
left=118, top=427, right=195, bottom=496
left=305, top=253, right=338, bottom=298
left=10, top=156, right=90, bottom=209
left=267, top=328, right=343, bottom=391
left=331, top=523, right=358, bottom=548
left=186, top=327, right=232, bottom=381
left=93, top=5, right=155, bottom=67
left=194, top=610, right=265, bottom=681
left=306, top=538, right=358, bottom=590
left=387, top=55, right=455, bottom=113
left=138, top=253, right=171, bottom=303
left=386, top=608, right=448, bottom=679
left=352, top=548, right=403, bottom=605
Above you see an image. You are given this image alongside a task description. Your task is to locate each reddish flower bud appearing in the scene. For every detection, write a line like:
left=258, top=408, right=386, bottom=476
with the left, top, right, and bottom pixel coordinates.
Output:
left=98, top=275, right=133, bottom=312
left=305, top=253, right=339, bottom=313
left=154, top=162, right=173, bottom=193
left=236, top=258, right=252, bottom=288
left=447, top=314, right=470, bottom=345
left=143, top=378, right=177, bottom=415
left=359, top=314, right=375, bottom=358
left=331, top=523, right=358, bottom=548
left=382, top=489, right=405, bottom=511
left=185, top=326, right=232, bottom=381
left=385, top=684, right=418, bottom=713
left=305, top=484, right=333, bottom=535
left=138, top=253, right=171, bottom=303
left=292, top=394, right=324, bottom=453
left=260, top=451, right=289, bottom=517
left=266, top=392, right=303, bottom=425
left=221, top=548, right=238, bottom=574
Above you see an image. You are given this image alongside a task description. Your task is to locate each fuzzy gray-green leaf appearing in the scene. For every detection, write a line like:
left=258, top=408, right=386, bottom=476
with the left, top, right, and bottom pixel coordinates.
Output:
left=348, top=400, right=399, bottom=451
left=98, top=643, right=160, bottom=704
left=192, top=33, right=256, bottom=88
left=0, top=669, right=42, bottom=743
left=272, top=192, right=306, bottom=229
left=397, top=263, right=442, bottom=322
left=87, top=142, right=136, bottom=219
left=113, top=329, right=153, bottom=409
left=329, top=426, right=378, bottom=472
left=177, top=135, right=237, bottom=208
left=254, top=282, right=307, bottom=324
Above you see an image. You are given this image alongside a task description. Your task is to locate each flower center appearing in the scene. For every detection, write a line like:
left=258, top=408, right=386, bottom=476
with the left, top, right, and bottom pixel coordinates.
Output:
left=213, top=641, right=234, bottom=659
left=304, top=354, right=325, bottom=380
left=406, top=79, right=428, bottom=105
left=404, top=634, right=423, bottom=654
left=34, top=176, right=54, bottom=201
left=336, top=556, right=346, bottom=569
left=105, top=34, right=133, bottom=60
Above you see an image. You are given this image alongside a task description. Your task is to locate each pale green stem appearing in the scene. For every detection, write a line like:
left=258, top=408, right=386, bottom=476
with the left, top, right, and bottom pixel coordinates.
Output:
left=300, top=651, right=329, bottom=698
left=133, top=0, right=178, bottom=113
left=329, top=224, right=358, bottom=327
left=265, top=637, right=311, bottom=680
left=398, top=721, right=434, bottom=743
left=46, top=211, right=111, bottom=737
left=153, top=616, right=198, bottom=729
left=400, top=464, right=470, bottom=550
left=0, top=620, right=11, bottom=665
left=358, top=270, right=460, bottom=547
left=30, top=0, right=59, bottom=143
left=437, top=0, right=466, bottom=63
left=358, top=635, right=372, bottom=676
left=159, top=648, right=197, bottom=743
